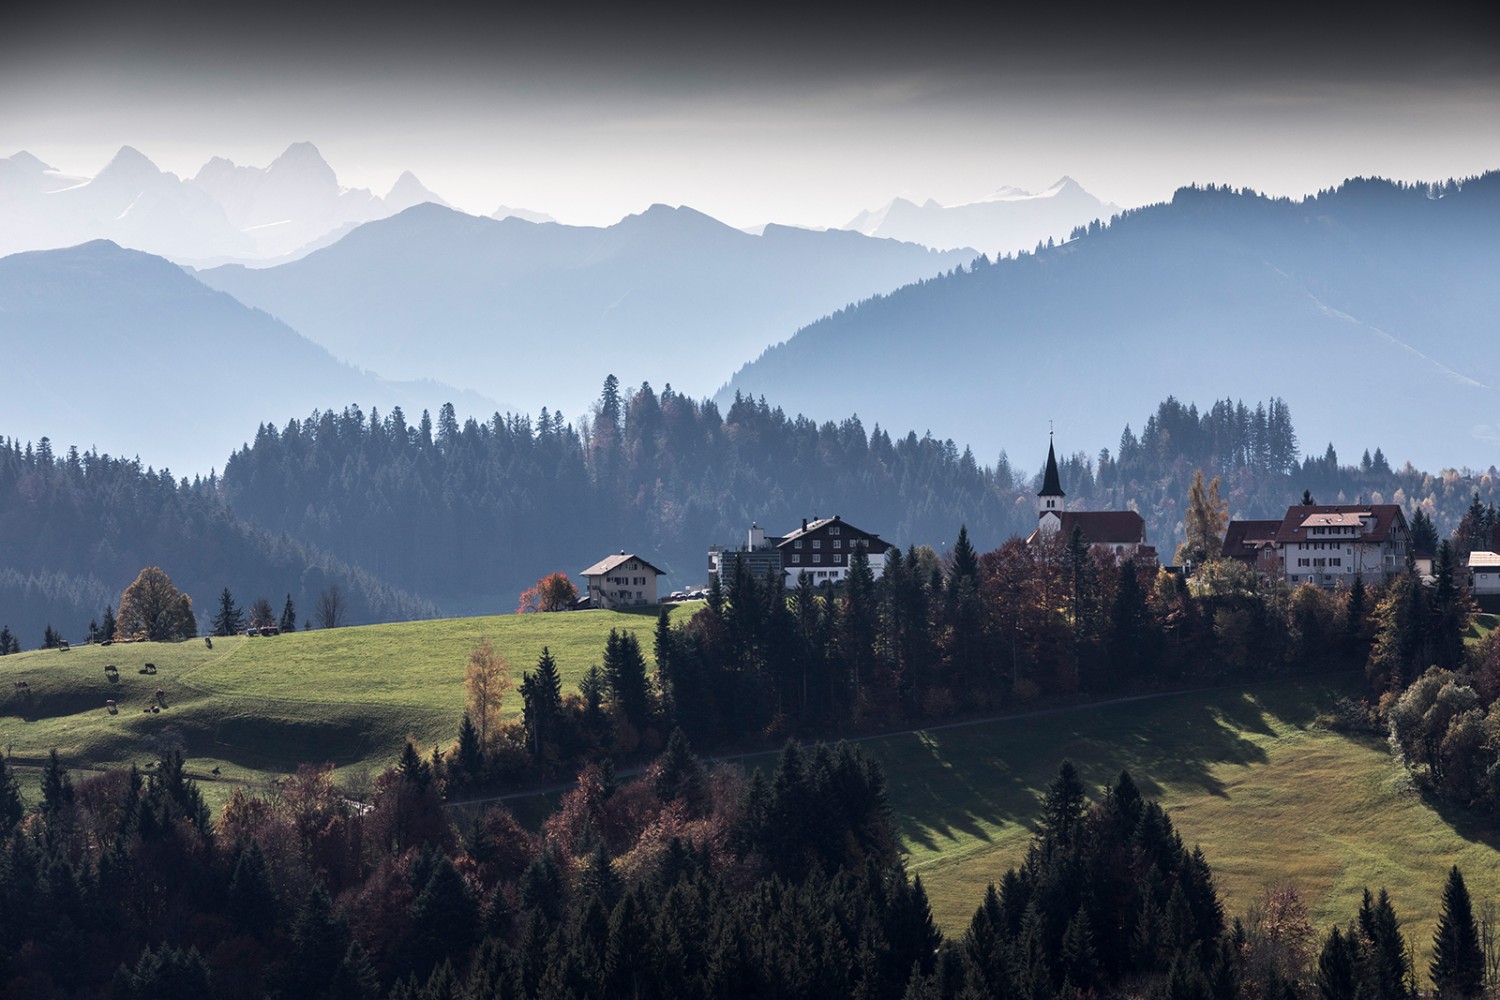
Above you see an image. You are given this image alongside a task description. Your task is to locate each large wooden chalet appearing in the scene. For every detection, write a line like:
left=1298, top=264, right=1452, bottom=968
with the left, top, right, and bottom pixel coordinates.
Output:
left=709, top=515, right=894, bottom=589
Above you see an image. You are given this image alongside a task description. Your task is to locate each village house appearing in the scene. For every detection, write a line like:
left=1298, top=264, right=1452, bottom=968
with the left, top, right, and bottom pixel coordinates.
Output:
left=1025, top=436, right=1157, bottom=564
left=1470, top=551, right=1500, bottom=599
left=579, top=552, right=665, bottom=609
left=708, top=515, right=894, bottom=589
left=1222, top=503, right=1411, bottom=587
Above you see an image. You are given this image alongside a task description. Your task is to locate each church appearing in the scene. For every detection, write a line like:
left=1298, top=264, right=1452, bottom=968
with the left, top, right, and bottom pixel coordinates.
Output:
left=1025, top=436, right=1157, bottom=564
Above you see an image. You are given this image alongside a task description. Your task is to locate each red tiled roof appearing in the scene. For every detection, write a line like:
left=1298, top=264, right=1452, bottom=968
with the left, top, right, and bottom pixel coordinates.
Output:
left=1272, top=504, right=1408, bottom=545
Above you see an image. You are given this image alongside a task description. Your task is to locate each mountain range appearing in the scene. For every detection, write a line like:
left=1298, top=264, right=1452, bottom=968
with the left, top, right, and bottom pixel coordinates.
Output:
left=0, top=144, right=464, bottom=265
left=843, top=177, right=1120, bottom=256
left=724, top=176, right=1500, bottom=471
left=0, top=240, right=493, bottom=475
left=194, top=203, right=976, bottom=413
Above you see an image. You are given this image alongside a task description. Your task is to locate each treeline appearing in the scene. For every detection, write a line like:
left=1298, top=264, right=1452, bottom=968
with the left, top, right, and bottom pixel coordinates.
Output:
left=0, top=437, right=435, bottom=649
left=3, top=740, right=1490, bottom=1000
left=220, top=386, right=1500, bottom=620
left=217, top=387, right=1027, bottom=609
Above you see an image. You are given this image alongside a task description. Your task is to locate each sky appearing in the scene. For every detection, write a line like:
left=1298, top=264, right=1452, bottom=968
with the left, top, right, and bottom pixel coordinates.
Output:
left=4, top=2, right=1500, bottom=229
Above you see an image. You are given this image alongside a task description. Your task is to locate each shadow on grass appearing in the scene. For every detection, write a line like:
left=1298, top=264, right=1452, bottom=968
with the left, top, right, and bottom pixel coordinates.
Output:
left=1413, top=781, right=1500, bottom=852
left=876, top=680, right=1362, bottom=857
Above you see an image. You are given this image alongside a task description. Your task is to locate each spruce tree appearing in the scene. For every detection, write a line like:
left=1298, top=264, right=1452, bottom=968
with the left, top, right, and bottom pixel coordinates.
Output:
left=279, top=593, right=297, bottom=633
left=211, top=587, right=244, bottom=637
left=1430, top=866, right=1484, bottom=999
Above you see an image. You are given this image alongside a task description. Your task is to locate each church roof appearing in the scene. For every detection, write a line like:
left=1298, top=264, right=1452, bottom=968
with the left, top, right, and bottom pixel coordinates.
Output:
left=1039, top=438, right=1065, bottom=497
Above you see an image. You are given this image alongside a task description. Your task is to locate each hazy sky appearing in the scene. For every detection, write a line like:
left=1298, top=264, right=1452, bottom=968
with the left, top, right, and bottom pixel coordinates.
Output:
left=5, top=3, right=1499, bottom=229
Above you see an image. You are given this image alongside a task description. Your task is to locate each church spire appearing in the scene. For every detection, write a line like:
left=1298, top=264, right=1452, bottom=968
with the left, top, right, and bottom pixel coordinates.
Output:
left=1037, top=433, right=1065, bottom=518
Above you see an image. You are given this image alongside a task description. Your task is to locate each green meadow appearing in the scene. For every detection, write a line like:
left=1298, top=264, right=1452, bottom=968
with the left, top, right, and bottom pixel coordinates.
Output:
left=0, top=606, right=673, bottom=799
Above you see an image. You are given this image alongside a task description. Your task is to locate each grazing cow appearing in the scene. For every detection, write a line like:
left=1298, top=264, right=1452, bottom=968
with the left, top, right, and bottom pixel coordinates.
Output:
left=210, top=766, right=221, bottom=777
left=150, top=705, right=159, bottom=714
left=56, top=640, right=69, bottom=651
left=105, top=699, right=117, bottom=714
left=144, top=663, right=156, bottom=674
left=204, top=637, right=213, bottom=649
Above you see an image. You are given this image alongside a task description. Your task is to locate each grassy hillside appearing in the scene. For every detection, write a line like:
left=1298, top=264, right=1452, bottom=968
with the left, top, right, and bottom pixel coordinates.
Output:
left=830, top=677, right=1500, bottom=981
left=6, top=607, right=1498, bottom=982
left=0, top=605, right=672, bottom=797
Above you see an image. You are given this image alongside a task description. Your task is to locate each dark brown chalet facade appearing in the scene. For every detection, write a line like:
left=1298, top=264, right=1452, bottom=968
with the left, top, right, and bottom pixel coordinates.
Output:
left=708, top=515, right=894, bottom=589
left=778, top=516, right=894, bottom=587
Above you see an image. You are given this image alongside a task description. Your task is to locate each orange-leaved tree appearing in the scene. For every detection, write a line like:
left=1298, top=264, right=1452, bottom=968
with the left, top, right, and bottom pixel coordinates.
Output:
left=517, top=572, right=579, bottom=613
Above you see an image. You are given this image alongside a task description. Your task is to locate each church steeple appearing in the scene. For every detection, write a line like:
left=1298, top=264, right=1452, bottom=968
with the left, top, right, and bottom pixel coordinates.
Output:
left=1037, top=434, right=1065, bottom=518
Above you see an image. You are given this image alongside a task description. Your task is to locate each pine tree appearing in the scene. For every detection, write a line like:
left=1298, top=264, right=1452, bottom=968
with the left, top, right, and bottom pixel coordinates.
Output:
left=0, top=753, right=24, bottom=835
left=211, top=587, right=244, bottom=637
left=1430, top=866, right=1484, bottom=999
left=279, top=593, right=297, bottom=633
left=100, top=603, right=116, bottom=642
left=0, top=625, right=16, bottom=654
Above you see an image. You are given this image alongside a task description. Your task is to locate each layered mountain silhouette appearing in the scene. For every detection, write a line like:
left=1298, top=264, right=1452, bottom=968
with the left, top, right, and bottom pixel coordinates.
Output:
left=0, top=144, right=454, bottom=265
left=725, top=176, right=1500, bottom=471
left=843, top=177, right=1120, bottom=256
left=0, top=240, right=493, bottom=475
left=195, top=203, right=976, bottom=412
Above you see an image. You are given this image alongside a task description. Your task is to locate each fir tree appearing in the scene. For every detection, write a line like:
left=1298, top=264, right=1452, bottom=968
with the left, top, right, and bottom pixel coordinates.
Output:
left=211, top=587, right=244, bottom=637
left=1430, top=866, right=1484, bottom=999
left=279, top=593, right=297, bottom=633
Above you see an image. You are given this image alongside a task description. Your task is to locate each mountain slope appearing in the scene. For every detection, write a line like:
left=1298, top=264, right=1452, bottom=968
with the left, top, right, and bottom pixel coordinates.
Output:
left=195, top=203, right=976, bottom=413
left=724, top=176, right=1500, bottom=470
left=0, top=240, right=493, bottom=475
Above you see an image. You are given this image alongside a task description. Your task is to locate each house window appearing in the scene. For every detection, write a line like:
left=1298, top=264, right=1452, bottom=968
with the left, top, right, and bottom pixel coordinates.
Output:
left=812, top=540, right=821, bottom=549
left=795, top=540, right=803, bottom=549
left=790, top=554, right=800, bottom=565
left=834, top=554, right=843, bottom=564
left=830, top=526, right=841, bottom=535
left=813, top=554, right=822, bottom=564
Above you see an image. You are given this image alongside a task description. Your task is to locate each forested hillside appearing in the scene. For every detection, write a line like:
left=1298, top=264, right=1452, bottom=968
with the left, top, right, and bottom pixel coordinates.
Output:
left=219, top=384, right=1499, bottom=615
left=0, top=437, right=435, bottom=647
left=7, top=385, right=1496, bottom=643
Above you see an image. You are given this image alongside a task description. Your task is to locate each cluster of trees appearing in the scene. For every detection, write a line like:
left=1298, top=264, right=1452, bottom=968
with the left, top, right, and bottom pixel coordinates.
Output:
left=0, top=436, right=434, bottom=648
left=1385, top=628, right=1500, bottom=812
left=447, top=517, right=1478, bottom=789
left=0, top=729, right=924, bottom=999
left=3, top=740, right=1490, bottom=1000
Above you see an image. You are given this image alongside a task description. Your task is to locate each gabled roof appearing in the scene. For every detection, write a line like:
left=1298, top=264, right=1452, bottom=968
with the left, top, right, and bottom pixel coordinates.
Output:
left=1221, top=519, right=1282, bottom=559
left=580, top=552, right=667, bottom=578
left=1272, top=504, right=1408, bottom=545
left=1470, top=551, right=1500, bottom=569
left=775, top=514, right=892, bottom=552
left=1039, top=438, right=1065, bottom=498
left=1037, top=510, right=1146, bottom=545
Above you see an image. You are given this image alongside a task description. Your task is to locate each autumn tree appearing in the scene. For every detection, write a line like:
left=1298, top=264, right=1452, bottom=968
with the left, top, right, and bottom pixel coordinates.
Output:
left=116, top=566, right=197, bottom=641
left=1177, top=469, right=1228, bottom=568
left=465, top=638, right=512, bottom=747
left=516, top=571, right=579, bottom=613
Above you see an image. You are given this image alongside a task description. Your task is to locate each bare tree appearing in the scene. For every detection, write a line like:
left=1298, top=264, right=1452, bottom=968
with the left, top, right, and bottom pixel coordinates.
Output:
left=248, top=597, right=276, bottom=630
left=315, top=585, right=346, bottom=630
